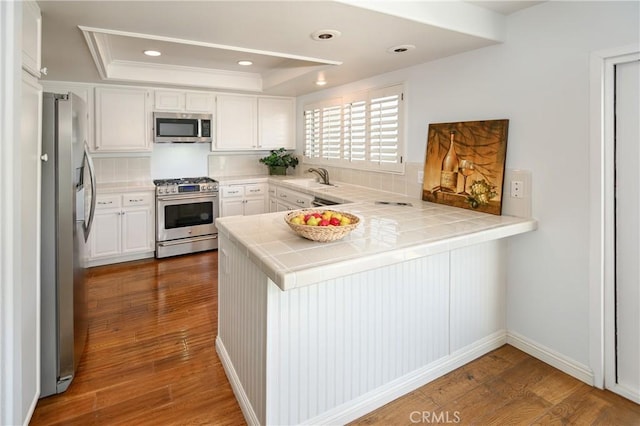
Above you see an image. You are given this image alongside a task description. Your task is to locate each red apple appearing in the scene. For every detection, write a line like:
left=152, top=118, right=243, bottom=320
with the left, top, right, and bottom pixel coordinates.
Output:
left=329, top=217, right=340, bottom=226
left=318, top=219, right=330, bottom=226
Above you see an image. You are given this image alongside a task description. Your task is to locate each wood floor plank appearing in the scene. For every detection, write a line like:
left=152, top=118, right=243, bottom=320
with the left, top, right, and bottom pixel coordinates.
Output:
left=350, top=390, right=440, bottom=425
left=31, top=252, right=640, bottom=425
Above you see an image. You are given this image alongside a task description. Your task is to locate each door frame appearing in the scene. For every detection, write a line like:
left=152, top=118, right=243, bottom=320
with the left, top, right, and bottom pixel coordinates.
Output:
left=589, top=44, right=639, bottom=401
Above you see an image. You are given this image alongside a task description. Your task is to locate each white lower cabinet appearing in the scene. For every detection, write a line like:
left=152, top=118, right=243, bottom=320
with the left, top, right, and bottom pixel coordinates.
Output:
left=220, top=183, right=268, bottom=217
left=88, top=191, right=154, bottom=266
left=273, top=185, right=314, bottom=211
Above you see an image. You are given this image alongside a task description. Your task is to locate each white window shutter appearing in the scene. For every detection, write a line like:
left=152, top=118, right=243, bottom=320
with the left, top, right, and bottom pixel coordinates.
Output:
left=343, top=100, right=367, bottom=162
left=304, top=107, right=320, bottom=158
left=369, top=86, right=403, bottom=171
left=321, top=105, right=342, bottom=160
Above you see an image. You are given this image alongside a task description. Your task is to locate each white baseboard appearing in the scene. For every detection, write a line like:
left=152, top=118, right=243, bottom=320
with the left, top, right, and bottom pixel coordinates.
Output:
left=506, top=331, right=594, bottom=385
left=218, top=330, right=597, bottom=426
left=304, top=331, right=508, bottom=426
left=86, top=251, right=154, bottom=267
left=215, top=336, right=260, bottom=426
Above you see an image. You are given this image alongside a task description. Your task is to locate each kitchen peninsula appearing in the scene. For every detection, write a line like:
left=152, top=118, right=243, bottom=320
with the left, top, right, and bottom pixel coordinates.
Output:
left=215, top=184, right=536, bottom=425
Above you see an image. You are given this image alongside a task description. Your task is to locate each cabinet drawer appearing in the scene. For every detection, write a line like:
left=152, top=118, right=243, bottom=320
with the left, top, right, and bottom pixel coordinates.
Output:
left=221, top=185, right=244, bottom=198
left=276, top=187, right=314, bottom=208
left=122, top=193, right=152, bottom=207
left=95, top=194, right=121, bottom=209
left=245, top=184, right=267, bottom=196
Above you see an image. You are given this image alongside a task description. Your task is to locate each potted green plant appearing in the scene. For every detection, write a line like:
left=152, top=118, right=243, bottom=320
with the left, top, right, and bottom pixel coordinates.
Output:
left=259, top=148, right=299, bottom=175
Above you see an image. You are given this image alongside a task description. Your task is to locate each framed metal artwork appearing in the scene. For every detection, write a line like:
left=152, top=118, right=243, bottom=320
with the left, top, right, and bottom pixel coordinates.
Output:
left=422, top=119, right=509, bottom=215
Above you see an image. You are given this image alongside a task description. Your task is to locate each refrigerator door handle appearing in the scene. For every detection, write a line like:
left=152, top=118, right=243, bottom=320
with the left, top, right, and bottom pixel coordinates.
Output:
left=83, top=142, right=97, bottom=242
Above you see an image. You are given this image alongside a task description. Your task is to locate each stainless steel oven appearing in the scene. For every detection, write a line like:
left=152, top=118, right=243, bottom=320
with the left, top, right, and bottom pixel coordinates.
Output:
left=154, top=177, right=218, bottom=258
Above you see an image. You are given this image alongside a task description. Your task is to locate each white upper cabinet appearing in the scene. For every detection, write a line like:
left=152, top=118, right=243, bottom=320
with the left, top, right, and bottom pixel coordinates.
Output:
left=95, top=87, right=152, bottom=152
left=258, top=97, right=295, bottom=150
left=186, top=92, right=215, bottom=112
left=155, top=90, right=215, bottom=113
left=22, top=0, right=42, bottom=78
left=42, top=82, right=94, bottom=149
left=155, top=90, right=185, bottom=111
left=215, top=95, right=257, bottom=150
left=214, top=95, right=295, bottom=151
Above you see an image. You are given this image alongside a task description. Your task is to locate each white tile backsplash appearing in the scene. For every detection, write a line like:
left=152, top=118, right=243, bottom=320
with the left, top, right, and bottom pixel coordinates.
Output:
left=151, top=143, right=210, bottom=179
left=297, top=162, right=425, bottom=199
left=208, top=153, right=294, bottom=177
left=94, top=148, right=426, bottom=198
left=93, top=156, right=151, bottom=183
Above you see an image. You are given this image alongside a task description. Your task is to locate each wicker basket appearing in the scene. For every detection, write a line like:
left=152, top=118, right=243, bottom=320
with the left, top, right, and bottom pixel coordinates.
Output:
left=284, top=209, right=360, bottom=242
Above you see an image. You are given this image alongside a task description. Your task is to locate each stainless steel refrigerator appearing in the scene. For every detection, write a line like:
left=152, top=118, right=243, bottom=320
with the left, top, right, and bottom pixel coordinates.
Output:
left=40, top=92, right=96, bottom=397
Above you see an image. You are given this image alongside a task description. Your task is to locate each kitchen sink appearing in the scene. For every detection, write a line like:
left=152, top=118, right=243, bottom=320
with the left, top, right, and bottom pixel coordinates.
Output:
left=282, top=178, right=338, bottom=189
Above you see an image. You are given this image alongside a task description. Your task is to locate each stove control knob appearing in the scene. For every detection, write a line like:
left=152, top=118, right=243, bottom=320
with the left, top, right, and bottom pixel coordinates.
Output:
left=172, top=187, right=177, bottom=193
left=158, top=188, right=164, bottom=194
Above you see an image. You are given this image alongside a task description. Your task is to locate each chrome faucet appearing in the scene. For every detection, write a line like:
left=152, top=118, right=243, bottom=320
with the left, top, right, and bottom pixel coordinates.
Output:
left=307, top=167, right=330, bottom=185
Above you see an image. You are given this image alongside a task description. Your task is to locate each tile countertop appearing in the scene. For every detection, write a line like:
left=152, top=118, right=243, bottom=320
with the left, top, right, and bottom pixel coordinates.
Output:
left=96, top=181, right=156, bottom=193
left=215, top=192, right=538, bottom=291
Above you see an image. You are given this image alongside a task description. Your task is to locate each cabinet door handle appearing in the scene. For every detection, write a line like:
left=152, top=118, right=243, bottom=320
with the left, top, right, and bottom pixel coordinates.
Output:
left=296, top=199, right=306, bottom=204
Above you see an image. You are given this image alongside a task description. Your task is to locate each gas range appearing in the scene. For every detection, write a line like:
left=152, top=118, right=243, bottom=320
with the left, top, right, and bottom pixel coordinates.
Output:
left=153, top=177, right=218, bottom=196
left=153, top=177, right=219, bottom=258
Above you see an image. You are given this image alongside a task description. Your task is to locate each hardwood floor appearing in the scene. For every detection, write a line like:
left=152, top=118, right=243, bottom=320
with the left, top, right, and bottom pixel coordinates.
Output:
left=31, top=251, right=640, bottom=425
left=31, top=251, right=245, bottom=426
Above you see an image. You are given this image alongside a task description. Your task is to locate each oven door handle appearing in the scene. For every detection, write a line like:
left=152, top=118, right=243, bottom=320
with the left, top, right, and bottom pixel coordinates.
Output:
left=157, top=193, right=218, bottom=202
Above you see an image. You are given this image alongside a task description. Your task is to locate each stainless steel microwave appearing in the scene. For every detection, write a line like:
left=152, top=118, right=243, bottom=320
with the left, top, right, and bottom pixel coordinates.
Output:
left=153, top=112, right=212, bottom=143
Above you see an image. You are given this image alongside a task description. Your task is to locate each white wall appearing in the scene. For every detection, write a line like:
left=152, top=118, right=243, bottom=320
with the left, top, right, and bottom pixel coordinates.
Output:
left=297, top=1, right=639, bottom=370
left=1, top=2, right=41, bottom=424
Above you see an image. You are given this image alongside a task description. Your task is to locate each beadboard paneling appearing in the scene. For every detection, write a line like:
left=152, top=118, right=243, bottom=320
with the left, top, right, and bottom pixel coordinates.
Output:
left=265, top=253, right=450, bottom=425
left=217, top=235, right=268, bottom=424
left=450, top=240, right=507, bottom=352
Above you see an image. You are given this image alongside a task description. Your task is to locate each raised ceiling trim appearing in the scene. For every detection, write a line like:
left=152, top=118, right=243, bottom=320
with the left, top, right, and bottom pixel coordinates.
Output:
left=107, top=60, right=264, bottom=92
left=78, top=26, right=343, bottom=66
left=78, top=25, right=343, bottom=92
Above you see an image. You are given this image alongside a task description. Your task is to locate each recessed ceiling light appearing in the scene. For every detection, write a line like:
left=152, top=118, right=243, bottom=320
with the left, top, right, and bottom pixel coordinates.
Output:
left=315, top=80, right=327, bottom=86
left=143, top=50, right=161, bottom=57
left=311, top=29, right=341, bottom=41
left=238, top=60, right=253, bottom=66
left=387, top=44, right=415, bottom=54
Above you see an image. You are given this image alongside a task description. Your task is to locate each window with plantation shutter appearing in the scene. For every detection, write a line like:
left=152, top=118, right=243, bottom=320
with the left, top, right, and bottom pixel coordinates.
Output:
left=321, top=105, right=342, bottom=160
left=369, top=86, right=402, bottom=171
left=303, top=106, right=320, bottom=159
left=303, top=83, right=404, bottom=173
left=303, top=98, right=341, bottom=160
left=343, top=99, right=367, bottom=163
